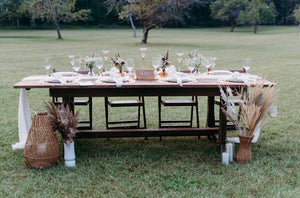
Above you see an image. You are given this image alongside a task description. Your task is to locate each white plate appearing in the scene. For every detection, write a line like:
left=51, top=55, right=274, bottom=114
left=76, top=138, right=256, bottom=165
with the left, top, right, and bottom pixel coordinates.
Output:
left=209, top=70, right=232, bottom=75
left=166, top=78, right=190, bottom=83
left=56, top=72, right=74, bottom=76
left=47, top=79, right=60, bottom=83
left=79, top=76, right=98, bottom=81
left=78, top=81, right=95, bottom=86
left=227, top=79, right=244, bottom=83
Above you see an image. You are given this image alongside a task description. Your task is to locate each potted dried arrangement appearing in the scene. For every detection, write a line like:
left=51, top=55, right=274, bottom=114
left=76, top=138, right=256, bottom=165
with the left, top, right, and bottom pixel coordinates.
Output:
left=220, top=81, right=277, bottom=163
left=45, top=102, right=79, bottom=167
left=110, top=53, right=126, bottom=76
left=159, top=50, right=170, bottom=77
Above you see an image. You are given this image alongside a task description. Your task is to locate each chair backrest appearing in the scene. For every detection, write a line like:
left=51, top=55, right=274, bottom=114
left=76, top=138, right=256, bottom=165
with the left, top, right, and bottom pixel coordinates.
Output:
left=229, top=68, right=246, bottom=73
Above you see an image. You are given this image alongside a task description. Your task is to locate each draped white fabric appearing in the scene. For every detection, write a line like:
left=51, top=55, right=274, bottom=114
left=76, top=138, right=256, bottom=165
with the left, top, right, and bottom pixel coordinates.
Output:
left=12, top=89, right=32, bottom=150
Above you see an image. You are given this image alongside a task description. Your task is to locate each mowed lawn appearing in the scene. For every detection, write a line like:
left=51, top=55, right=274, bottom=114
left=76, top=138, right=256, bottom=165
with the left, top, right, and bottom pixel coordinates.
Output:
left=0, top=26, right=299, bottom=197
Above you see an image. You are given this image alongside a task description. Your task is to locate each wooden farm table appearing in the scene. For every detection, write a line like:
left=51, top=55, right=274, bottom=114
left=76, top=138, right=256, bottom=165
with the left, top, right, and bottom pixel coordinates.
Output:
left=13, top=74, right=274, bottom=152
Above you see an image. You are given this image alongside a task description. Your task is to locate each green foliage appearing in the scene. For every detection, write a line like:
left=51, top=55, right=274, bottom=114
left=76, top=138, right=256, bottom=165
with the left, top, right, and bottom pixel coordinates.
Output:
left=293, top=6, right=300, bottom=23
left=240, top=0, right=276, bottom=25
left=210, top=0, right=247, bottom=31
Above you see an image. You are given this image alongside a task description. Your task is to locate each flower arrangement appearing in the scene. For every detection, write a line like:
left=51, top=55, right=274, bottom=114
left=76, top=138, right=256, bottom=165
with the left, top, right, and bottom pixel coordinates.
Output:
left=189, top=49, right=209, bottom=73
left=220, top=81, right=277, bottom=137
left=82, top=51, right=97, bottom=75
left=160, top=50, right=170, bottom=71
left=45, top=101, right=79, bottom=144
left=110, top=53, right=126, bottom=75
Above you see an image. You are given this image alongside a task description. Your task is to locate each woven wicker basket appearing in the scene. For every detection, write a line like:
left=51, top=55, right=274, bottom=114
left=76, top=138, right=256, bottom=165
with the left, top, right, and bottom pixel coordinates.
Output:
left=24, top=112, right=59, bottom=169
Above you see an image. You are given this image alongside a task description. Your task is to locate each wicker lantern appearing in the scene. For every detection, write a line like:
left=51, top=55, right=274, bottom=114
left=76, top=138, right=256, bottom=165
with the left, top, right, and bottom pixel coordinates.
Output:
left=24, top=112, right=59, bottom=169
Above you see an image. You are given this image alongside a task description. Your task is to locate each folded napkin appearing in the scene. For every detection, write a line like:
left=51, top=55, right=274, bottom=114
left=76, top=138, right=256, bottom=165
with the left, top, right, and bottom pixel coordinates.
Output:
left=78, top=81, right=95, bottom=86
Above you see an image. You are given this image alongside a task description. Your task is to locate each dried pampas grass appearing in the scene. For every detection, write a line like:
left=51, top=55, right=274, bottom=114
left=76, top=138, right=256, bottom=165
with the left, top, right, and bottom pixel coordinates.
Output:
left=45, top=101, right=79, bottom=144
left=220, top=80, right=277, bottom=137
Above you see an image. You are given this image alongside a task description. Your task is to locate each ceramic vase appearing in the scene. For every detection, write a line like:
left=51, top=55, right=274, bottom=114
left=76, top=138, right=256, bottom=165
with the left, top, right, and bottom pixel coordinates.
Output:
left=64, top=142, right=76, bottom=167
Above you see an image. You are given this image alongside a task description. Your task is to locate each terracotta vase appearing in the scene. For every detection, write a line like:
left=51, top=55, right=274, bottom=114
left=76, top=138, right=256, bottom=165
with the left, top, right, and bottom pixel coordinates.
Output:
left=159, top=69, right=168, bottom=77
left=236, top=134, right=254, bottom=164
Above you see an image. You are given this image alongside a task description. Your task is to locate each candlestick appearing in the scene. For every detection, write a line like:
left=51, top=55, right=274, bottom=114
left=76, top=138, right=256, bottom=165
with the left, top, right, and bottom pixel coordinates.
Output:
left=226, top=143, right=233, bottom=162
left=222, top=152, right=229, bottom=165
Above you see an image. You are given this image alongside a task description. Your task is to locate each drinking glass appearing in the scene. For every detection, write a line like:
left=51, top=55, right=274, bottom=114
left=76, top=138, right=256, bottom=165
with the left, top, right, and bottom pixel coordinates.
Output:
left=44, top=58, right=52, bottom=76
left=152, top=57, right=160, bottom=74
left=139, top=48, right=147, bottom=68
left=102, top=50, right=110, bottom=72
left=96, top=57, right=104, bottom=75
left=68, top=55, right=76, bottom=66
left=185, top=59, right=194, bottom=74
left=72, top=59, right=81, bottom=74
left=176, top=53, right=184, bottom=72
left=126, top=58, right=135, bottom=73
left=243, top=58, right=251, bottom=72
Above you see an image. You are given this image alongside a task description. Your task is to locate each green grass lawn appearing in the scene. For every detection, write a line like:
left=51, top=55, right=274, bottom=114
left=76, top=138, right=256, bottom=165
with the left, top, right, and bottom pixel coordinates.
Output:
left=1, top=26, right=300, bottom=197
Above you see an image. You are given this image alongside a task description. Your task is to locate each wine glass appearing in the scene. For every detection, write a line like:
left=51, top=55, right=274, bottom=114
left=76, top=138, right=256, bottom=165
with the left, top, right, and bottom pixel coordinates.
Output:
left=44, top=57, right=52, bottom=76
left=96, top=57, right=104, bottom=75
left=152, top=57, right=160, bottom=74
left=176, top=53, right=184, bottom=72
left=185, top=59, right=194, bottom=74
left=126, top=58, right=135, bottom=73
left=72, top=59, right=81, bottom=74
left=139, top=48, right=147, bottom=68
left=243, top=58, right=251, bottom=72
left=102, top=50, right=110, bottom=72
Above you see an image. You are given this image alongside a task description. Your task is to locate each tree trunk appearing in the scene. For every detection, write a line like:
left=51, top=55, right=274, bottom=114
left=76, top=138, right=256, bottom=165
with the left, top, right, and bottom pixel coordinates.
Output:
left=129, top=15, right=136, bottom=38
left=31, top=18, right=36, bottom=28
left=230, top=24, right=235, bottom=32
left=254, top=22, right=257, bottom=34
left=141, top=27, right=151, bottom=44
left=17, top=18, right=20, bottom=28
left=55, top=23, right=62, bottom=39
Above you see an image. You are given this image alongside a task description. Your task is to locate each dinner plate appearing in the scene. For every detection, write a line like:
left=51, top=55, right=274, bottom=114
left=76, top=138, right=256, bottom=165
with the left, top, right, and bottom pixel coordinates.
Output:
left=79, top=76, right=98, bottom=81
left=55, top=72, right=74, bottom=76
left=78, top=81, right=95, bottom=86
left=209, top=70, right=232, bottom=75
left=47, top=79, right=61, bottom=83
left=166, top=78, right=190, bottom=83
left=227, top=79, right=244, bottom=83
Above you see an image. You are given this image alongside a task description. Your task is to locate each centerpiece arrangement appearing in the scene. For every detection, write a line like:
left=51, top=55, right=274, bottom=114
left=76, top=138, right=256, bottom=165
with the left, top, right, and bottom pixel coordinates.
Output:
left=188, top=50, right=209, bottom=75
left=220, top=81, right=277, bottom=163
left=159, top=50, right=170, bottom=77
left=110, top=53, right=126, bottom=76
left=45, top=101, right=79, bottom=167
left=82, top=51, right=97, bottom=76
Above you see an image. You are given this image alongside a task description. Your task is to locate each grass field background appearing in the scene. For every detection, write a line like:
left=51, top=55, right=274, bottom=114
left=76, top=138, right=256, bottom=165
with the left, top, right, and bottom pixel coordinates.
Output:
left=0, top=26, right=299, bottom=197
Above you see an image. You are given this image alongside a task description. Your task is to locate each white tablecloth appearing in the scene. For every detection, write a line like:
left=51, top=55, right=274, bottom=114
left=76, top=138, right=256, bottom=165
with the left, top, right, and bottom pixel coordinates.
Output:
left=12, top=89, right=32, bottom=150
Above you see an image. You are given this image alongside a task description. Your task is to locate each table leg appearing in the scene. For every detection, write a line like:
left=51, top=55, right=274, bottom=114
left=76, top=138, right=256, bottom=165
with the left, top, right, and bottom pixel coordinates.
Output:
left=62, top=97, right=74, bottom=113
left=206, top=96, right=215, bottom=128
left=219, top=96, right=227, bottom=153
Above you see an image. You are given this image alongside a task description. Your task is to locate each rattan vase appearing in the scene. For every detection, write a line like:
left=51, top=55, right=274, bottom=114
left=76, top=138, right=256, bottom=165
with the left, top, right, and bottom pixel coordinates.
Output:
left=24, top=112, right=59, bottom=169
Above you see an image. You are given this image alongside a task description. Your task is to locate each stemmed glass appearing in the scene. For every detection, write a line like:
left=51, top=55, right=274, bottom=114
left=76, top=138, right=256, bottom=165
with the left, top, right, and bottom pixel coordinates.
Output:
left=44, top=57, right=52, bottom=76
left=208, top=57, right=216, bottom=72
left=139, top=48, right=147, bottom=68
left=102, top=50, right=110, bottom=71
left=72, top=59, right=81, bottom=74
left=176, top=53, right=184, bottom=72
left=152, top=57, right=160, bottom=75
left=243, top=58, right=251, bottom=72
left=96, top=57, right=104, bottom=75
left=126, top=58, right=135, bottom=73
left=185, top=59, right=194, bottom=74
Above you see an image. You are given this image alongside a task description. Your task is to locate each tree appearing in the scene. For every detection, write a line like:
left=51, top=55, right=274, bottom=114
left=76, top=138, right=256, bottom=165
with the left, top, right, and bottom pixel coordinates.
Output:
left=105, top=0, right=137, bottom=37
left=273, top=0, right=298, bottom=24
left=19, top=0, right=90, bottom=39
left=106, top=0, right=197, bottom=44
left=210, top=0, right=247, bottom=32
left=240, top=0, right=276, bottom=33
left=294, top=5, right=300, bottom=24
left=0, top=0, right=23, bottom=27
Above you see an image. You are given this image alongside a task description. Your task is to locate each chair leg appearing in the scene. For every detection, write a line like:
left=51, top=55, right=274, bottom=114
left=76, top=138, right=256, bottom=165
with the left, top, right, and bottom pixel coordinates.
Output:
left=158, top=96, right=162, bottom=128
left=195, top=96, right=199, bottom=128
left=89, top=97, right=93, bottom=130
left=142, top=96, right=147, bottom=129
left=104, top=97, right=109, bottom=129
